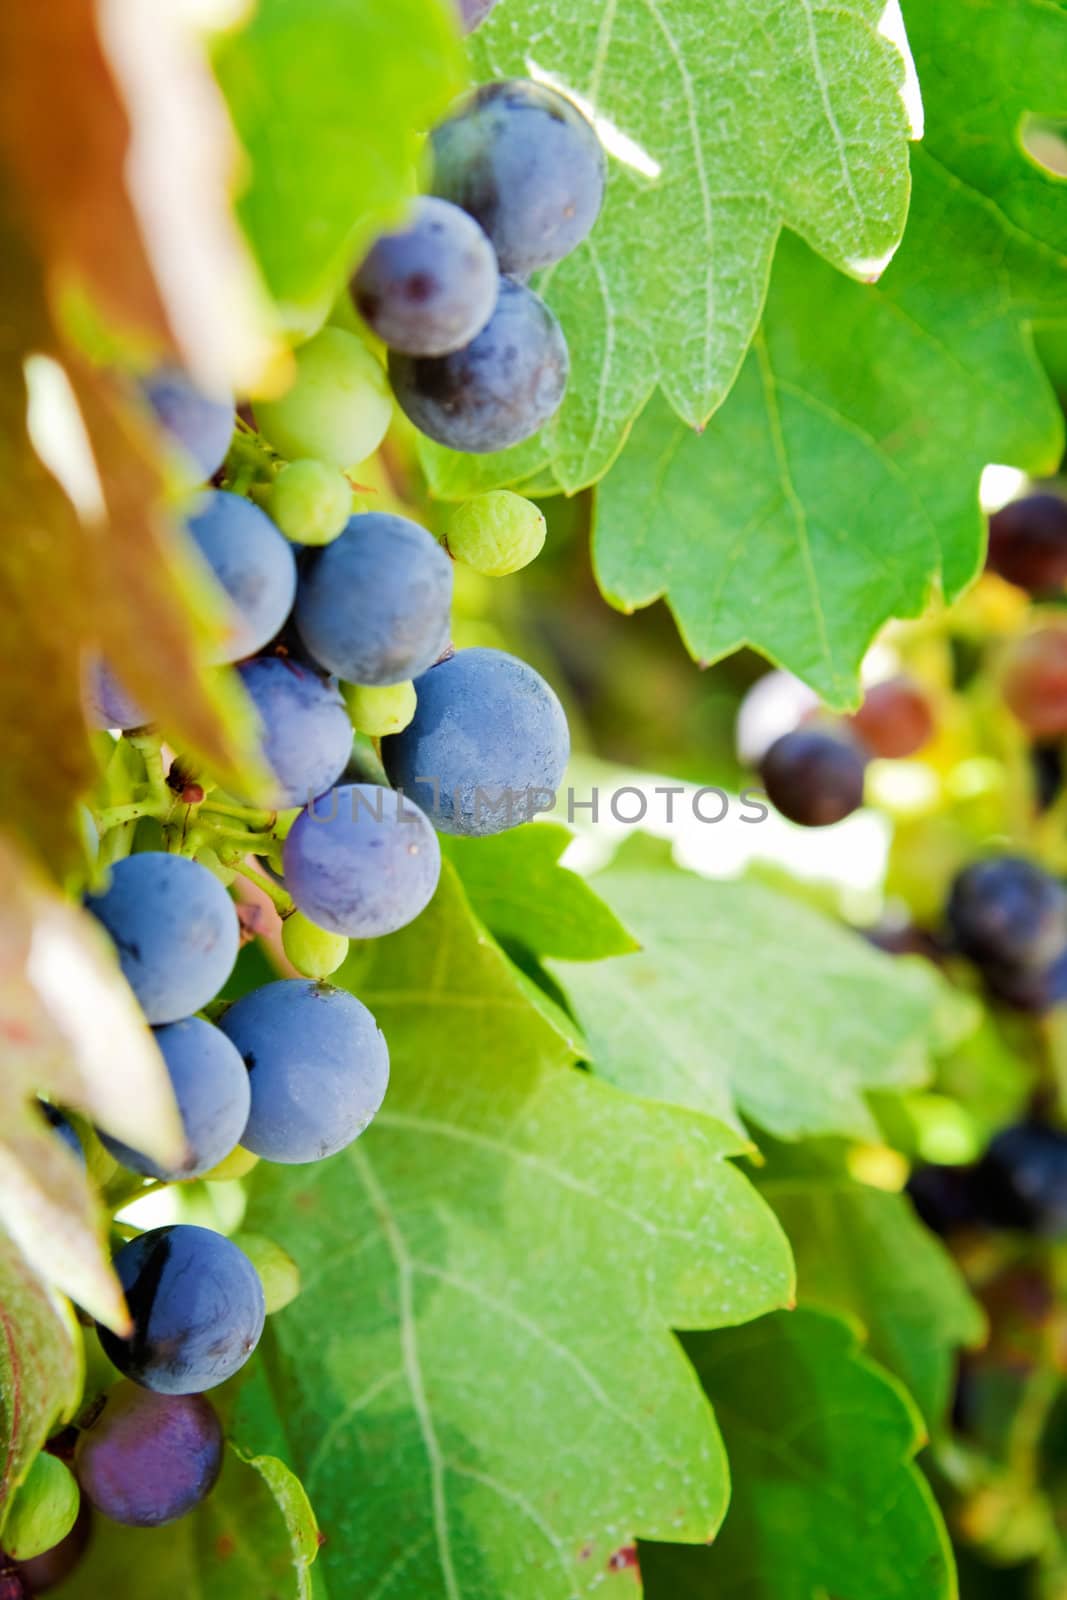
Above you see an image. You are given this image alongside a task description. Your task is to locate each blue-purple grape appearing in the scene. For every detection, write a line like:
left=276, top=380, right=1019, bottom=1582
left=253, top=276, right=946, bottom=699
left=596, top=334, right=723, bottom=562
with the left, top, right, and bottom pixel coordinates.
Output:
left=184, top=491, right=297, bottom=663
left=294, top=513, right=452, bottom=686
left=238, top=657, right=353, bottom=806
left=83, top=659, right=148, bottom=732
left=141, top=368, right=234, bottom=480
left=947, top=857, right=1067, bottom=973
left=85, top=853, right=239, bottom=1025
left=381, top=647, right=569, bottom=837
left=99, top=1018, right=250, bottom=1181
left=98, top=1226, right=265, bottom=1394
left=388, top=277, right=568, bottom=453
left=352, top=197, right=498, bottom=356
left=282, top=784, right=441, bottom=937
left=430, top=80, right=605, bottom=276
left=218, top=979, right=389, bottom=1163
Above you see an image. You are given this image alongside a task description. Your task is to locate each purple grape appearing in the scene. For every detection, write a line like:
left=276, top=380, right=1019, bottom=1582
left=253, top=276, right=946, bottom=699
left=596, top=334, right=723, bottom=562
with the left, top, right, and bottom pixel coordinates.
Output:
left=388, top=277, right=568, bottom=454
left=75, top=1381, right=222, bottom=1527
left=987, top=493, right=1067, bottom=594
left=97, top=1226, right=264, bottom=1394
left=352, top=197, right=498, bottom=356
left=759, top=729, right=866, bottom=827
left=430, top=80, right=605, bottom=276
left=14, top=1503, right=91, bottom=1593
left=947, top=857, right=1067, bottom=973
left=238, top=657, right=353, bottom=807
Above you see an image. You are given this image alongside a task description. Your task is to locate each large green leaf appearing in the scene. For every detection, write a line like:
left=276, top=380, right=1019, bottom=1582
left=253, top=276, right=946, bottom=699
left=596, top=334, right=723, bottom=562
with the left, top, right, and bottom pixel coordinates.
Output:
left=595, top=0, right=1067, bottom=705
left=762, top=1178, right=984, bottom=1427
left=216, top=0, right=466, bottom=328
left=237, top=863, right=792, bottom=1600
left=551, top=865, right=943, bottom=1139
left=0, top=1234, right=80, bottom=1523
left=442, top=824, right=637, bottom=960
left=57, top=1445, right=319, bottom=1600
left=420, top=0, right=916, bottom=496
left=641, top=1308, right=956, bottom=1599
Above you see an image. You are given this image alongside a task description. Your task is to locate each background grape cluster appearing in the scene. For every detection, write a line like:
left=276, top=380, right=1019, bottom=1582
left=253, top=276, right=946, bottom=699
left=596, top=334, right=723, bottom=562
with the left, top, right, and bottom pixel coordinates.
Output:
left=0, top=61, right=599, bottom=1590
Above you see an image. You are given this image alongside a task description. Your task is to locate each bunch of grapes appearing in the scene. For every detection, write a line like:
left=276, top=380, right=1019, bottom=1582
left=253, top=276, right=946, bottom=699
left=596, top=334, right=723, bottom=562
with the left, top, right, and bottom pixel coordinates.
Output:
left=741, top=671, right=936, bottom=828
left=7, top=70, right=596, bottom=1590
left=354, top=78, right=605, bottom=454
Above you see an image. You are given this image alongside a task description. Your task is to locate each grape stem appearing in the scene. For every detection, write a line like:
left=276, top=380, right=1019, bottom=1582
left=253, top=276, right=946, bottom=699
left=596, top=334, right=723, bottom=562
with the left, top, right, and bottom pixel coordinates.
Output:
left=93, top=799, right=167, bottom=832
left=200, top=801, right=278, bottom=828
left=106, top=1174, right=169, bottom=1213
left=127, top=733, right=171, bottom=806
left=226, top=856, right=294, bottom=916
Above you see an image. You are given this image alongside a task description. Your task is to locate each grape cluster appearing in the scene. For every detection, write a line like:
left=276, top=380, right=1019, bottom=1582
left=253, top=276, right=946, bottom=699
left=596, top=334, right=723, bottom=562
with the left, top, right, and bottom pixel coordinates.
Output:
left=354, top=79, right=605, bottom=454
left=909, top=1122, right=1067, bottom=1239
left=43, top=67, right=582, bottom=1561
left=947, top=855, right=1067, bottom=1014
left=743, top=672, right=936, bottom=828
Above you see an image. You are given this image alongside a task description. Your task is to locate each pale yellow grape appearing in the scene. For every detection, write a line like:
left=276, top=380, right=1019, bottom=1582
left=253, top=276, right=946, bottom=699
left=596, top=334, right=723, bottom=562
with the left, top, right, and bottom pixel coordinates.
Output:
left=257, top=327, right=391, bottom=468
left=2, top=1454, right=80, bottom=1560
left=231, top=1230, right=301, bottom=1313
left=446, top=490, right=546, bottom=576
left=271, top=459, right=352, bottom=545
left=282, top=908, right=349, bottom=978
left=345, top=679, right=417, bottom=736
left=202, top=1145, right=260, bottom=1181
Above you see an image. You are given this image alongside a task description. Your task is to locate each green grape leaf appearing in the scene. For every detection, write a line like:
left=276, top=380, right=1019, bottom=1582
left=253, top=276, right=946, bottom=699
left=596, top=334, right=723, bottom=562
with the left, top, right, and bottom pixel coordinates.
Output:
left=236, top=863, right=793, bottom=1600
left=550, top=865, right=943, bottom=1139
left=0, top=1233, right=81, bottom=1522
left=641, top=1308, right=955, bottom=1600
left=216, top=0, right=466, bottom=328
left=762, top=1178, right=985, bottom=1426
left=57, top=1444, right=318, bottom=1600
left=419, top=0, right=917, bottom=497
left=442, top=823, right=637, bottom=960
left=0, top=839, right=184, bottom=1332
left=595, top=0, right=1067, bottom=705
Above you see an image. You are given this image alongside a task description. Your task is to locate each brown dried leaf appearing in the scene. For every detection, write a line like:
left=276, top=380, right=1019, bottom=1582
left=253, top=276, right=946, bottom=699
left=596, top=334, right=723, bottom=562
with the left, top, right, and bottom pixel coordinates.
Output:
left=0, top=1, right=276, bottom=868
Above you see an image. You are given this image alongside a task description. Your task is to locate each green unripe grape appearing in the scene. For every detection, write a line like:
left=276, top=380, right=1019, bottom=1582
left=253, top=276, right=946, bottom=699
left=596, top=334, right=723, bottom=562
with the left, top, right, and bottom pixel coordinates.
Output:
left=202, top=1145, right=260, bottom=1182
left=270, top=460, right=352, bottom=546
left=344, top=680, right=417, bottom=737
left=257, top=328, right=392, bottom=469
left=282, top=910, right=349, bottom=978
left=445, top=491, right=546, bottom=576
left=232, top=1230, right=301, bottom=1314
left=2, top=1453, right=80, bottom=1561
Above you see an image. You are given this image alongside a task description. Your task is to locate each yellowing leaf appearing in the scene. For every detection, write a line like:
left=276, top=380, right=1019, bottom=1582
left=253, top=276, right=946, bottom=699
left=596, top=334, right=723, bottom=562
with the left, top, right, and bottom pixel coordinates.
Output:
left=0, top=2, right=274, bottom=867
left=0, top=838, right=184, bottom=1330
left=0, top=1232, right=81, bottom=1521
